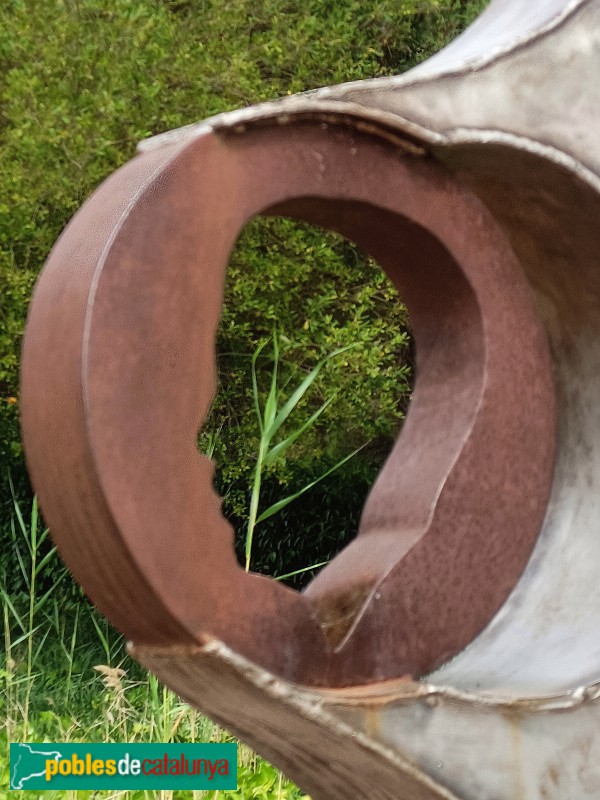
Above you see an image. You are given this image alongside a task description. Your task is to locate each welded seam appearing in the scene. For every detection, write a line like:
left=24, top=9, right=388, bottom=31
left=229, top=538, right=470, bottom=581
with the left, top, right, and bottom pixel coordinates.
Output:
left=132, top=639, right=600, bottom=714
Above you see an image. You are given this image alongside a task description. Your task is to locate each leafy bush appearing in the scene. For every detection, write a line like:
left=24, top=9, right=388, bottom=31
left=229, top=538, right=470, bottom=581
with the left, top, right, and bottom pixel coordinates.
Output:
left=0, top=0, right=488, bottom=586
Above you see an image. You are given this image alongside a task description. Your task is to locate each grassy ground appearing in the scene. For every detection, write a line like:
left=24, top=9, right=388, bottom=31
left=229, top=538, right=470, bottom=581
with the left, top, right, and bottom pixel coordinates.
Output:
left=0, top=495, right=308, bottom=800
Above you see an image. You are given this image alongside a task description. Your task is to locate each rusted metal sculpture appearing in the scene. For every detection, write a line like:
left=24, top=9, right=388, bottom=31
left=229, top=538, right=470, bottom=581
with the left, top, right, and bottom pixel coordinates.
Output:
left=20, top=0, right=600, bottom=797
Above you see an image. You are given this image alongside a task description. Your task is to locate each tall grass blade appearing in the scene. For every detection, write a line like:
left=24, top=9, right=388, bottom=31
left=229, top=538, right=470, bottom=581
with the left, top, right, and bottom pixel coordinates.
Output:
left=256, top=445, right=365, bottom=524
left=32, top=625, right=51, bottom=666
left=245, top=442, right=265, bottom=572
left=11, top=623, right=45, bottom=647
left=34, top=581, right=64, bottom=615
left=0, top=587, right=27, bottom=633
left=263, top=397, right=335, bottom=468
left=262, top=333, right=279, bottom=432
left=11, top=516, right=29, bottom=589
left=269, top=362, right=323, bottom=438
left=63, top=603, right=79, bottom=705
left=251, top=338, right=268, bottom=432
left=90, top=613, right=112, bottom=664
left=10, top=476, right=31, bottom=558
left=34, top=545, right=59, bottom=576
left=30, top=495, right=39, bottom=553
left=270, top=344, right=356, bottom=439
left=36, top=525, right=51, bottom=548
left=274, top=561, right=330, bottom=581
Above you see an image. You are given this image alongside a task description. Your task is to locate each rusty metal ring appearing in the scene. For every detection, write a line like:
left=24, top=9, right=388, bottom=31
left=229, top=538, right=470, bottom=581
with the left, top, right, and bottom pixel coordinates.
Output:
left=21, top=119, right=555, bottom=686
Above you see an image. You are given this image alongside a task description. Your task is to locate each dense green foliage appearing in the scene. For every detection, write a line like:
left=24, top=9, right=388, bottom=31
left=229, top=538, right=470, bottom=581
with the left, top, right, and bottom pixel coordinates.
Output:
left=0, top=0, right=487, bottom=582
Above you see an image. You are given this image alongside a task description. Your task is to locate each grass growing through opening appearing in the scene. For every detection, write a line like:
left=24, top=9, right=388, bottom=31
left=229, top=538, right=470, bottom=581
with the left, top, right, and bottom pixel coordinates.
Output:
left=245, top=333, right=364, bottom=574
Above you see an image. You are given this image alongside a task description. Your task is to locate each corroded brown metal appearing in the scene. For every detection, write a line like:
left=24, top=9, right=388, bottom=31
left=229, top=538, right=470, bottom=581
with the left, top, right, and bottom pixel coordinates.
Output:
left=20, top=119, right=555, bottom=687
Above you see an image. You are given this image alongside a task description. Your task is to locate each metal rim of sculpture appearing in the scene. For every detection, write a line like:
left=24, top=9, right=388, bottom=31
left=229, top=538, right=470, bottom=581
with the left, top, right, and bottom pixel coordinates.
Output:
left=20, top=118, right=556, bottom=687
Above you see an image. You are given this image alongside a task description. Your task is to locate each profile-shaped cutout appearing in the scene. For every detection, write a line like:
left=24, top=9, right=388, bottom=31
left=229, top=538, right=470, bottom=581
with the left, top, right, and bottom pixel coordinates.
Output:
left=217, top=216, right=410, bottom=584
left=21, top=119, right=555, bottom=687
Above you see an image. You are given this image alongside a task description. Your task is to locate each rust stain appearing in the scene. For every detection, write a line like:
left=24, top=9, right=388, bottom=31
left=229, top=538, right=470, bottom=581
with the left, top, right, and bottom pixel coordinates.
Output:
left=309, top=582, right=374, bottom=649
left=505, top=711, right=526, bottom=800
left=365, top=708, right=381, bottom=738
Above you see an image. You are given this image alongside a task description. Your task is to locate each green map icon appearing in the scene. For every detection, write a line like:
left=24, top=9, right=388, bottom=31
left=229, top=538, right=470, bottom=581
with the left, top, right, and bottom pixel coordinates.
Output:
left=11, top=743, right=62, bottom=790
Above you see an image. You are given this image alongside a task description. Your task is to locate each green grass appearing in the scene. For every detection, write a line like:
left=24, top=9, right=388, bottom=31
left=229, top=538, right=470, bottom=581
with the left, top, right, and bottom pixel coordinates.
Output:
left=0, top=494, right=308, bottom=800
left=244, top=333, right=365, bottom=574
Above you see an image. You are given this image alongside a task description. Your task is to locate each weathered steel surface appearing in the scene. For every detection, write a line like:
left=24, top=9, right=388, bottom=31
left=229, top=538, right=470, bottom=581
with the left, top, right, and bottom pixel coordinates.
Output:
left=20, top=121, right=555, bottom=686
left=20, top=0, right=600, bottom=797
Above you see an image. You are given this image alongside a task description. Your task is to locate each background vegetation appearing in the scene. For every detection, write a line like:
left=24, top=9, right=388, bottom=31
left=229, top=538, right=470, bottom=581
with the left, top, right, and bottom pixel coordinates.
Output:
left=0, top=0, right=487, bottom=796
